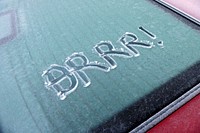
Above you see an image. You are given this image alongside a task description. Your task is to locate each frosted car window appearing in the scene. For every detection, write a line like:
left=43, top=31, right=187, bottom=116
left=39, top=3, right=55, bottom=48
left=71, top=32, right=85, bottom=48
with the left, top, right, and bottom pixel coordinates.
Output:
left=0, top=0, right=200, bottom=132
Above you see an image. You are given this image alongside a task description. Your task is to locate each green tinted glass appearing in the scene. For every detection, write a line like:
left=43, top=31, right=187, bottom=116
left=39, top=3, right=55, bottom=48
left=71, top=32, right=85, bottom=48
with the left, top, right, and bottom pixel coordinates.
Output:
left=0, top=0, right=200, bottom=132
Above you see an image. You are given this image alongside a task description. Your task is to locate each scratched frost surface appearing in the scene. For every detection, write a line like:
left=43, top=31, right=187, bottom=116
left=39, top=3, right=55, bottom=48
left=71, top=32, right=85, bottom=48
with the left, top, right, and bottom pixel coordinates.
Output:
left=0, top=0, right=200, bottom=133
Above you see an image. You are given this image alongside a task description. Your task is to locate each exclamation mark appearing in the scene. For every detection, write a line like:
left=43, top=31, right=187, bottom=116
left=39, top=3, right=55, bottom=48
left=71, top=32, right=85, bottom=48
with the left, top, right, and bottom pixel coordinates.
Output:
left=138, top=26, right=164, bottom=47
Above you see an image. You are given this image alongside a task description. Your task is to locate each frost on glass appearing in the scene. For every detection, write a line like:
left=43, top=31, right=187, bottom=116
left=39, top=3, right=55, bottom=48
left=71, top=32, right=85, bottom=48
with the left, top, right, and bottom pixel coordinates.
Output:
left=42, top=27, right=164, bottom=100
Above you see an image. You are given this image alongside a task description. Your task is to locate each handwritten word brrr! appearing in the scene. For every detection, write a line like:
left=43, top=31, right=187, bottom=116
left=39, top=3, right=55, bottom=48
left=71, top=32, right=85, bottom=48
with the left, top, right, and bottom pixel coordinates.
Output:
left=42, top=28, right=163, bottom=100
